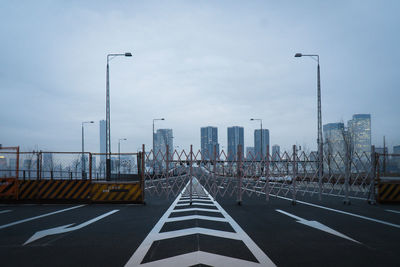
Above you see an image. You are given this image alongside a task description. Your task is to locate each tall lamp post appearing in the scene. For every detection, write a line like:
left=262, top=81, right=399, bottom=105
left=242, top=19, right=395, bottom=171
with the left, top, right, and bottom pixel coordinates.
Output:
left=250, top=118, right=263, bottom=175
left=105, top=52, right=132, bottom=180
left=118, top=138, right=127, bottom=176
left=82, top=121, right=94, bottom=179
left=295, top=53, right=323, bottom=200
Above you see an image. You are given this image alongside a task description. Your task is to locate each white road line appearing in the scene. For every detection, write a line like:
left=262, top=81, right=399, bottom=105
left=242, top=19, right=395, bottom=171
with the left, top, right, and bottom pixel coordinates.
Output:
left=157, top=227, right=240, bottom=241
left=386, top=209, right=400, bottom=214
left=175, top=202, right=215, bottom=207
left=125, top=178, right=276, bottom=267
left=170, top=207, right=221, bottom=213
left=138, top=251, right=263, bottom=267
left=165, top=215, right=228, bottom=223
left=0, top=205, right=86, bottom=230
left=0, top=210, right=12, bottom=214
left=243, top=188, right=400, bottom=229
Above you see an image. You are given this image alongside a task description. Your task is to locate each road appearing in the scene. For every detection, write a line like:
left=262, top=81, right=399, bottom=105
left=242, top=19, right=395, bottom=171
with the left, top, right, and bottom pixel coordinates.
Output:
left=1, top=177, right=399, bottom=266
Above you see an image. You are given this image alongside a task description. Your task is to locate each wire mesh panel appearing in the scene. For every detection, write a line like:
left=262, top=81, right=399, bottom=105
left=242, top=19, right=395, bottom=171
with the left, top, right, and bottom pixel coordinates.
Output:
left=91, top=153, right=139, bottom=181
left=0, top=147, right=19, bottom=197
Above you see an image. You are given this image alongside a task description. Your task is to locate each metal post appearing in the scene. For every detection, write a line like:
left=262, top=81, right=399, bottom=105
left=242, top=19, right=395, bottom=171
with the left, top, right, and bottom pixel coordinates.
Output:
left=118, top=140, right=121, bottom=179
left=142, top=144, right=146, bottom=203
left=213, top=145, right=217, bottom=200
left=106, top=60, right=111, bottom=181
left=344, top=140, right=351, bottom=205
left=82, top=123, right=86, bottom=179
left=166, top=144, right=169, bottom=198
left=292, top=145, right=297, bottom=205
left=89, top=153, right=92, bottom=181
left=368, top=145, right=377, bottom=204
left=190, top=145, right=193, bottom=205
left=317, top=62, right=323, bottom=201
left=237, top=144, right=243, bottom=205
left=265, top=145, right=270, bottom=201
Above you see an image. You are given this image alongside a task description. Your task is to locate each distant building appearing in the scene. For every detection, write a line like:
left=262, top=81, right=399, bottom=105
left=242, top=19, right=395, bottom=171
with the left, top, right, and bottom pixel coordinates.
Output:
left=99, top=120, right=106, bottom=164
left=246, top=147, right=255, bottom=160
left=201, top=126, right=219, bottom=160
left=348, top=114, right=371, bottom=155
left=323, top=123, right=346, bottom=156
left=227, top=126, right=244, bottom=161
left=272, top=145, right=280, bottom=161
left=154, top=129, right=173, bottom=159
left=254, top=129, right=270, bottom=160
left=393, top=145, right=400, bottom=154
left=375, top=147, right=388, bottom=154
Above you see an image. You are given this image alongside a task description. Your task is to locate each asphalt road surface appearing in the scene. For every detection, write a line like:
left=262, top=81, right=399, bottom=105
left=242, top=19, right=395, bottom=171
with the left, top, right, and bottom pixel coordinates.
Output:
left=1, top=178, right=399, bottom=266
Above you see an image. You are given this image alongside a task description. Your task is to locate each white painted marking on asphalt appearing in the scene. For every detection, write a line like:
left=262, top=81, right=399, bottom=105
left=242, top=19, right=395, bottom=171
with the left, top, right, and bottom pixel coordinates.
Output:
left=24, top=209, right=119, bottom=245
left=170, top=207, right=221, bottom=213
left=175, top=202, right=215, bottom=207
left=244, top=188, right=400, bottom=229
left=0, top=205, right=86, bottom=230
left=125, top=178, right=276, bottom=266
left=139, top=251, right=263, bottom=267
left=165, top=215, right=228, bottom=223
left=276, top=209, right=361, bottom=244
left=0, top=210, right=12, bottom=214
left=386, top=209, right=400, bottom=214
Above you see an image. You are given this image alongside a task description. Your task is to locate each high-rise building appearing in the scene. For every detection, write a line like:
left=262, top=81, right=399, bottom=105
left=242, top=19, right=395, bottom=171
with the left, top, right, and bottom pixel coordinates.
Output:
left=348, top=114, right=371, bottom=155
left=272, top=145, right=280, bottom=161
left=246, top=147, right=255, bottom=160
left=227, top=126, right=244, bottom=161
left=99, top=120, right=106, bottom=164
left=154, top=129, right=173, bottom=159
left=201, top=126, right=219, bottom=160
left=323, top=123, right=346, bottom=156
left=254, top=129, right=270, bottom=160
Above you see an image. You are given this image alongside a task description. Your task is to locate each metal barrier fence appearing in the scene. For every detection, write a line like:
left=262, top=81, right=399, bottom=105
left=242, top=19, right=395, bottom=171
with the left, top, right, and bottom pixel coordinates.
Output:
left=0, top=149, right=143, bottom=203
left=377, top=152, right=400, bottom=203
left=143, top=144, right=377, bottom=204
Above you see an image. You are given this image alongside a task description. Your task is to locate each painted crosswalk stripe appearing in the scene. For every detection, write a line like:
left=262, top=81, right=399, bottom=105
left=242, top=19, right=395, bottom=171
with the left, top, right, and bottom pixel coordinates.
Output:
left=125, top=177, right=276, bottom=266
left=0, top=210, right=12, bottom=214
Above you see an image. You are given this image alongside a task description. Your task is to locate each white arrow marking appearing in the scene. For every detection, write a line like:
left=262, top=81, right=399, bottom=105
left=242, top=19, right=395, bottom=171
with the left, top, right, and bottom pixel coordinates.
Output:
left=0, top=210, right=12, bottom=214
left=276, top=209, right=361, bottom=244
left=24, top=209, right=119, bottom=245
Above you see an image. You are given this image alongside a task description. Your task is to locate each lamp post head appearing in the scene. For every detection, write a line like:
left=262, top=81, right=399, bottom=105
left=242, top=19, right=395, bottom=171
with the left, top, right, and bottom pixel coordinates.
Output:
left=90, top=121, right=94, bottom=123
left=250, top=118, right=254, bottom=121
left=125, top=52, right=132, bottom=57
left=294, top=53, right=303, bottom=58
left=161, top=118, right=165, bottom=120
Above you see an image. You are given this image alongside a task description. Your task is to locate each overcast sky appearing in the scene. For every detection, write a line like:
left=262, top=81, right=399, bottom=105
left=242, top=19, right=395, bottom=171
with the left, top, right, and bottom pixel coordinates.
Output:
left=1, top=0, right=399, bottom=153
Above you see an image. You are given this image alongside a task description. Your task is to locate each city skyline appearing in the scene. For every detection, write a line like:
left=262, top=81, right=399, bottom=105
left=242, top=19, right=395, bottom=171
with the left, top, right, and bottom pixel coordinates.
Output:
left=1, top=1, right=399, bottom=153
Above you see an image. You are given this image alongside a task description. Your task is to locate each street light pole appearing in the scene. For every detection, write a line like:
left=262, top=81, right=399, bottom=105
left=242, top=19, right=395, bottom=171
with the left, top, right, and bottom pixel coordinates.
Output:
left=118, top=138, right=127, bottom=178
left=82, top=121, right=94, bottom=179
left=105, top=52, right=132, bottom=180
left=295, top=53, right=323, bottom=200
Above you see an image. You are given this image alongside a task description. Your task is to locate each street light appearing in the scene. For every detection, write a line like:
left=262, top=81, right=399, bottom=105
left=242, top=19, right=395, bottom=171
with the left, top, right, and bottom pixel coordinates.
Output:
left=295, top=52, right=323, bottom=200
left=105, top=52, right=132, bottom=180
left=82, top=121, right=94, bottom=179
left=118, top=138, right=127, bottom=177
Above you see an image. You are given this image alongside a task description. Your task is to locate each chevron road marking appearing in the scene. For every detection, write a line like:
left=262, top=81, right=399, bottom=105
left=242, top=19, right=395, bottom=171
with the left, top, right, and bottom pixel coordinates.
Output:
left=125, top=177, right=276, bottom=267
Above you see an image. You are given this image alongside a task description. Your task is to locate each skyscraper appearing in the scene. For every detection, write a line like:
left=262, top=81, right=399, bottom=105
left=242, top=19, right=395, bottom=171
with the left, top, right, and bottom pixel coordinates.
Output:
left=246, top=147, right=255, bottom=160
left=348, top=114, right=371, bottom=155
left=99, top=120, right=106, bottom=164
left=254, top=129, right=270, bottom=160
left=227, top=126, right=244, bottom=161
left=201, top=126, right=219, bottom=160
left=323, top=123, right=346, bottom=156
left=154, top=129, right=173, bottom=159
left=272, top=145, right=280, bottom=161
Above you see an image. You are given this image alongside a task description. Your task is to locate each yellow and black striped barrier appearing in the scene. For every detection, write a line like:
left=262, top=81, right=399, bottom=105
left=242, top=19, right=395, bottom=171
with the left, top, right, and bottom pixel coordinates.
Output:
left=0, top=180, right=143, bottom=203
left=378, top=182, right=400, bottom=203
left=91, top=182, right=143, bottom=203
